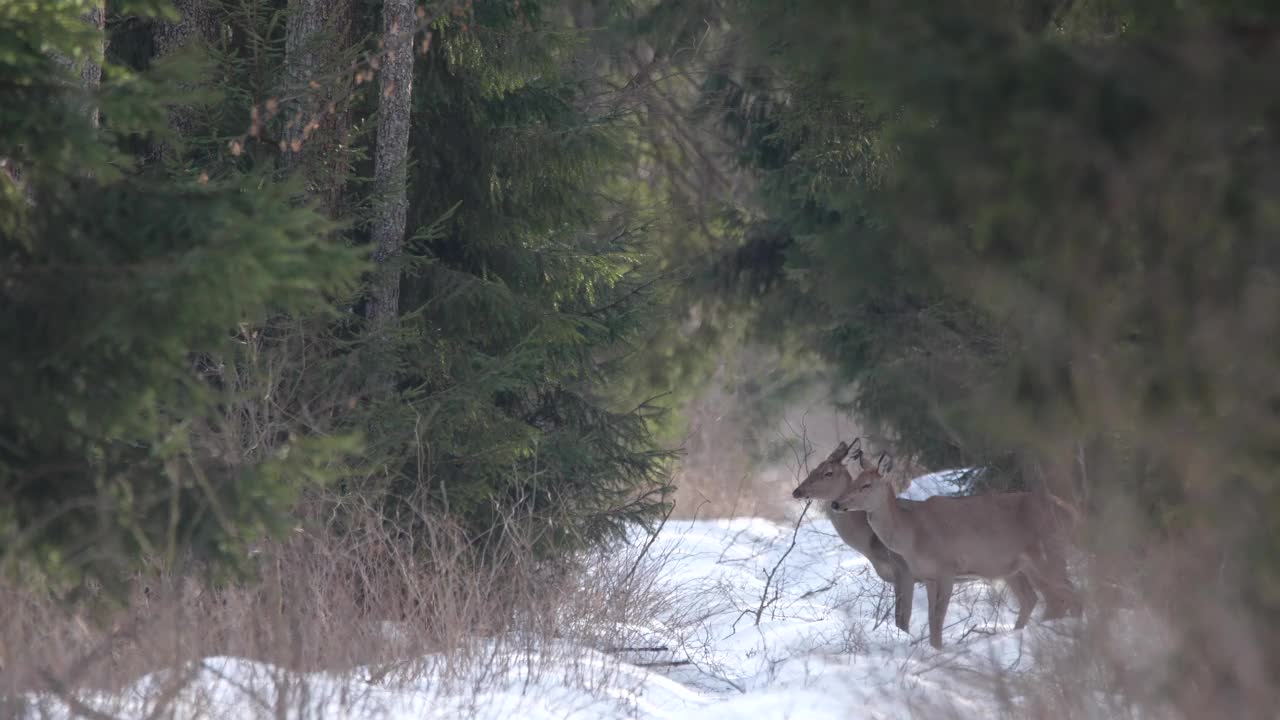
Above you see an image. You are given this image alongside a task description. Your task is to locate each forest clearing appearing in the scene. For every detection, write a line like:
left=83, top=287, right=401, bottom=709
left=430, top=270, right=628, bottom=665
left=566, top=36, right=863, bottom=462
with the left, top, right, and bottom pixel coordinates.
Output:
left=20, top=473, right=1120, bottom=719
left=4, top=0, right=1278, bottom=717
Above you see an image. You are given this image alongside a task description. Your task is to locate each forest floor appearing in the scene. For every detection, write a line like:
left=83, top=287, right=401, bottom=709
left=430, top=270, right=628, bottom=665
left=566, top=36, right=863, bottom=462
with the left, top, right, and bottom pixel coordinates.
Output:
left=23, top=472, right=1112, bottom=719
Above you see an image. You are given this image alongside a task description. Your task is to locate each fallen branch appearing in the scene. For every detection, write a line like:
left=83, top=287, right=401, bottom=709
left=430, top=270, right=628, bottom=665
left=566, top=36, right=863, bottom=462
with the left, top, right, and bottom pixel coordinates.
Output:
left=633, top=660, right=694, bottom=668
left=797, top=579, right=838, bottom=601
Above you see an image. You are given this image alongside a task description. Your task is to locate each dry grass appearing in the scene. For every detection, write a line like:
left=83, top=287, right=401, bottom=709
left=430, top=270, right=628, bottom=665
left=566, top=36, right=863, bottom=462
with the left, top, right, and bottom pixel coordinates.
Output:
left=670, top=399, right=890, bottom=521
left=751, top=417, right=1280, bottom=719
left=5, top=440, right=1275, bottom=719
left=921, top=485, right=1280, bottom=720
left=0, top=490, right=677, bottom=719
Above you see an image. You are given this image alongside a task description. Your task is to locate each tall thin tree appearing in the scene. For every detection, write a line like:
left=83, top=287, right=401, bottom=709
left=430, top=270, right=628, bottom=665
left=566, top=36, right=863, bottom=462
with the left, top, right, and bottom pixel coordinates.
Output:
left=9, top=1, right=105, bottom=191
left=283, top=0, right=356, bottom=214
left=50, top=1, right=105, bottom=127
left=153, top=0, right=216, bottom=69
left=152, top=0, right=218, bottom=161
left=365, top=0, right=416, bottom=327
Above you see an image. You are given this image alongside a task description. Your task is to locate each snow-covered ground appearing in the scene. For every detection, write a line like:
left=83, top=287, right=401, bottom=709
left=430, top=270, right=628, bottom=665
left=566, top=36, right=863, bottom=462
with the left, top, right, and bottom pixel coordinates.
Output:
left=22, top=471, right=1088, bottom=719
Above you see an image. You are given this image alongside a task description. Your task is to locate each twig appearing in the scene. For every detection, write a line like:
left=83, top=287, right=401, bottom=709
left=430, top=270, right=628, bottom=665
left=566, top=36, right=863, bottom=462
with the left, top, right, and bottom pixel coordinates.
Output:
left=601, top=645, right=671, bottom=653
left=753, top=500, right=811, bottom=626
left=797, top=579, right=838, bottom=601
left=619, top=498, right=674, bottom=590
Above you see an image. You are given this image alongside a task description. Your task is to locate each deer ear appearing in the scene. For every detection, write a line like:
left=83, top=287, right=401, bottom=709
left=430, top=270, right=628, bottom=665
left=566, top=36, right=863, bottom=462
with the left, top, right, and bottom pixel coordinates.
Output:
left=841, top=438, right=863, bottom=464
left=877, top=452, right=894, bottom=475
left=844, top=445, right=865, bottom=468
left=855, top=449, right=873, bottom=470
left=828, top=441, right=850, bottom=463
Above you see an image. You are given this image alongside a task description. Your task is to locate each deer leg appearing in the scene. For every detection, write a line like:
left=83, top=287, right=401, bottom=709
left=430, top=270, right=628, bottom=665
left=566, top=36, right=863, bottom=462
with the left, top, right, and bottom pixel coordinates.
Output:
left=1041, top=578, right=1082, bottom=620
left=1033, top=549, right=1081, bottom=621
left=892, top=556, right=914, bottom=633
left=1007, top=572, right=1038, bottom=630
left=1021, top=557, right=1073, bottom=622
left=870, top=538, right=914, bottom=632
left=926, top=577, right=954, bottom=649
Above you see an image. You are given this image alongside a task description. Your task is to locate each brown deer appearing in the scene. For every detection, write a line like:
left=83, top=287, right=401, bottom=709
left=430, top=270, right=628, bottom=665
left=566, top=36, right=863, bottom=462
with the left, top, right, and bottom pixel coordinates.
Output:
left=830, top=449, right=1082, bottom=649
left=791, top=438, right=918, bottom=632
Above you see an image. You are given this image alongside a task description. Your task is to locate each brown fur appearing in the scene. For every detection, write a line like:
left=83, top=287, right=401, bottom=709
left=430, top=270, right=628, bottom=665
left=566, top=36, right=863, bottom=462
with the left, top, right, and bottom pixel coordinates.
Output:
left=792, top=439, right=917, bottom=632
left=831, top=447, right=1082, bottom=649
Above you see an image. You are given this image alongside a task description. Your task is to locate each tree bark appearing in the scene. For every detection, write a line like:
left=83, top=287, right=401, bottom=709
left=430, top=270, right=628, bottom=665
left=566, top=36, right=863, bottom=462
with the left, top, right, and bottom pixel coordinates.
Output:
left=13, top=2, right=105, bottom=195
left=284, top=0, right=327, bottom=166
left=81, top=3, right=105, bottom=128
left=154, top=0, right=217, bottom=62
left=151, top=0, right=218, bottom=160
left=282, top=0, right=355, bottom=213
left=283, top=0, right=357, bottom=216
left=48, top=2, right=105, bottom=127
left=365, top=0, right=416, bottom=327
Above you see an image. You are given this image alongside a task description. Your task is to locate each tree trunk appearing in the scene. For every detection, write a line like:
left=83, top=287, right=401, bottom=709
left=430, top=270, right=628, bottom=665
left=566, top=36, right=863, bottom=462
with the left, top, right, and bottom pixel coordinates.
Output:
left=284, top=0, right=326, bottom=167
left=154, top=0, right=217, bottom=61
left=80, top=3, right=105, bottom=128
left=365, top=0, right=416, bottom=327
left=283, top=0, right=357, bottom=216
left=48, top=2, right=105, bottom=126
left=152, top=0, right=218, bottom=158
left=12, top=2, right=105, bottom=194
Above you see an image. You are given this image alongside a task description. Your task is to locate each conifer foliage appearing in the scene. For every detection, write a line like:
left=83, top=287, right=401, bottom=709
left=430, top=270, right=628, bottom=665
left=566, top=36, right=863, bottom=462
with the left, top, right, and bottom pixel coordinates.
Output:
left=364, top=0, right=672, bottom=547
left=676, top=0, right=1280, bottom=695
left=1, top=0, right=672, bottom=586
left=0, top=0, right=365, bottom=588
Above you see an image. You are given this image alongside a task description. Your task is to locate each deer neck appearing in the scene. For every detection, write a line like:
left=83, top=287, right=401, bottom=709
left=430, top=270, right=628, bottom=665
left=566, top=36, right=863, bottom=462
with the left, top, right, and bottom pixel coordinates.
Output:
left=863, top=482, right=912, bottom=557
left=821, top=500, right=875, bottom=553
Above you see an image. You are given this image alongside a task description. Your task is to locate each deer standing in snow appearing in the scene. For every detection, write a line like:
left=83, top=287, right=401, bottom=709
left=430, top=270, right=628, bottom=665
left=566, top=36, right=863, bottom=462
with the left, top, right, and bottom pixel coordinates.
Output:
left=791, top=438, right=917, bottom=632
left=830, top=448, right=1082, bottom=649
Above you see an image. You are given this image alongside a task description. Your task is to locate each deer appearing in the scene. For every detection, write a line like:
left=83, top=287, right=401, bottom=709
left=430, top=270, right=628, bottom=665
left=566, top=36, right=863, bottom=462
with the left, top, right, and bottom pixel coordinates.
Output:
left=791, top=438, right=918, bottom=633
left=830, top=448, right=1082, bottom=649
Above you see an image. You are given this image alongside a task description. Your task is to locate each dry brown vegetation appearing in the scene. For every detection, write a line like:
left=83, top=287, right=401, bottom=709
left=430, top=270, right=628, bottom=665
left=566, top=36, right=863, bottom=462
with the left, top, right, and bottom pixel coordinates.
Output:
left=5, top=431, right=1277, bottom=720
left=668, top=394, right=928, bottom=521
left=987, top=492, right=1279, bottom=718
left=768, top=422, right=1280, bottom=718
left=0, top=490, right=677, bottom=719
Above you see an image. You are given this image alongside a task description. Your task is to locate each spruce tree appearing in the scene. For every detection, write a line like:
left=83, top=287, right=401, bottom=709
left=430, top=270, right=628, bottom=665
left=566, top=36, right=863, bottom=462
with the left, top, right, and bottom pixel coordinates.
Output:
left=349, top=0, right=673, bottom=549
left=708, top=0, right=1280, bottom=703
left=0, top=0, right=364, bottom=590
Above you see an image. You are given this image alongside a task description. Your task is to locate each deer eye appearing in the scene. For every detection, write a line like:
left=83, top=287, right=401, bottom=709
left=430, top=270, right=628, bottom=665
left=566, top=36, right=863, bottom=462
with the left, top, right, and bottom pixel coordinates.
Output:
left=860, top=482, right=872, bottom=490
left=824, top=469, right=833, bottom=476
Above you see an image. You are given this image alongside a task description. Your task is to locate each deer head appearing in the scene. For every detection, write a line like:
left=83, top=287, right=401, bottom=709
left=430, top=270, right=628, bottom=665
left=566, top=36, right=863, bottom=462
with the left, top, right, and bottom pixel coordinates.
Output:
left=830, top=451, right=894, bottom=512
left=792, top=438, right=867, bottom=501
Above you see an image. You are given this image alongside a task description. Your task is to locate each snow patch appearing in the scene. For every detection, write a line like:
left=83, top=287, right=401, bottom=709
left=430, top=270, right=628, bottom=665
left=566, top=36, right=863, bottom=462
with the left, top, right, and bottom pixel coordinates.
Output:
left=21, top=470, right=1117, bottom=720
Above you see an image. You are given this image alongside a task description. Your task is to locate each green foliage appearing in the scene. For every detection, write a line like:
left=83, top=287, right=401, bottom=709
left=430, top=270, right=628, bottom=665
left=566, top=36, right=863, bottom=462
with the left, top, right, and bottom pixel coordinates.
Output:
left=704, top=0, right=1280, bottom=691
left=349, top=0, right=672, bottom=549
left=0, top=0, right=365, bottom=590
left=650, top=19, right=1022, bottom=478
